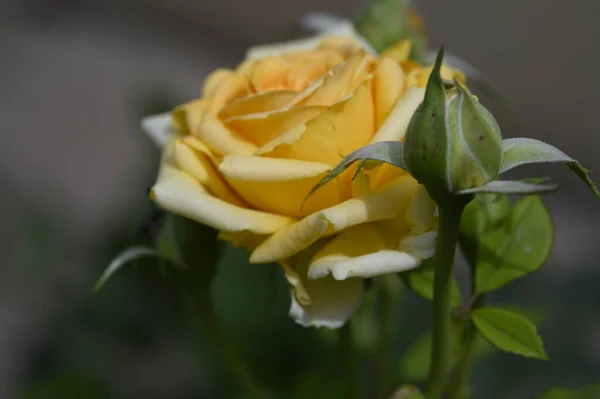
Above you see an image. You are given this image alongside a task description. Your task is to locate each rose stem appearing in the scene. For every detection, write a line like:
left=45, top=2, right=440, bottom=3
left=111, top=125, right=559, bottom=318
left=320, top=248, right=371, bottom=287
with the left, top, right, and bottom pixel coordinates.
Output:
left=425, top=201, right=466, bottom=399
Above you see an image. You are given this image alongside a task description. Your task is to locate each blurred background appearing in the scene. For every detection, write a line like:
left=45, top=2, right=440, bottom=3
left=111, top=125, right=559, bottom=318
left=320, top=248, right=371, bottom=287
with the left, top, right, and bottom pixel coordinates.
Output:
left=1, top=0, right=600, bottom=398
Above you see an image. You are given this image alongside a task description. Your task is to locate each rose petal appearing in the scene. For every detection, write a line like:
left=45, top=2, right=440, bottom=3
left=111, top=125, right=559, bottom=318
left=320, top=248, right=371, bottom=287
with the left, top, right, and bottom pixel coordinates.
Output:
left=218, top=155, right=343, bottom=217
left=173, top=139, right=246, bottom=207
left=245, top=20, right=375, bottom=60
left=308, top=224, right=434, bottom=280
left=381, top=39, right=412, bottom=63
left=296, top=50, right=370, bottom=106
left=150, top=162, right=293, bottom=234
left=172, top=100, right=208, bottom=135
left=249, top=175, right=418, bottom=263
left=202, top=70, right=251, bottom=114
left=141, top=113, right=175, bottom=148
left=283, top=254, right=364, bottom=329
left=225, top=106, right=325, bottom=146
left=369, top=85, right=425, bottom=143
left=218, top=90, right=299, bottom=119
left=374, top=57, right=405, bottom=129
left=195, top=112, right=258, bottom=156
left=219, top=155, right=332, bottom=182
left=255, top=80, right=375, bottom=166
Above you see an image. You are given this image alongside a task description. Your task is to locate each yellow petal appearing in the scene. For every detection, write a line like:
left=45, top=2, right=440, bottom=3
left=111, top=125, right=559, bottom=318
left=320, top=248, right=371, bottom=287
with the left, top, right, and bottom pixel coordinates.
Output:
left=172, top=100, right=209, bottom=135
left=225, top=105, right=324, bottom=146
left=374, top=57, right=405, bottom=129
left=150, top=163, right=293, bottom=234
left=203, top=69, right=234, bottom=97
left=309, top=224, right=425, bottom=280
left=405, top=185, right=438, bottom=234
left=406, top=64, right=466, bottom=88
left=381, top=39, right=412, bottom=63
left=256, top=80, right=375, bottom=166
left=283, top=244, right=364, bottom=329
left=249, top=175, right=418, bottom=263
left=203, top=71, right=251, bottom=114
left=181, top=135, right=214, bottom=159
left=218, top=90, right=299, bottom=119
left=219, top=155, right=331, bottom=182
left=369, top=85, right=425, bottom=143
left=297, top=50, right=367, bottom=106
left=195, top=112, right=258, bottom=156
left=218, top=155, right=342, bottom=218
left=173, top=139, right=246, bottom=207
left=247, top=56, right=290, bottom=91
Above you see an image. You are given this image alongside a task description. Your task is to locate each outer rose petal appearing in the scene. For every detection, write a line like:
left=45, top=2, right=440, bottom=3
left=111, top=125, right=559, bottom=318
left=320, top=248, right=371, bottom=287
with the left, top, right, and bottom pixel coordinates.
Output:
left=308, top=224, right=436, bottom=280
left=141, top=113, right=175, bottom=148
left=283, top=254, right=364, bottom=329
left=172, top=139, right=246, bottom=207
left=150, top=162, right=293, bottom=234
left=245, top=20, right=375, bottom=60
left=309, top=186, right=437, bottom=280
left=249, top=175, right=418, bottom=263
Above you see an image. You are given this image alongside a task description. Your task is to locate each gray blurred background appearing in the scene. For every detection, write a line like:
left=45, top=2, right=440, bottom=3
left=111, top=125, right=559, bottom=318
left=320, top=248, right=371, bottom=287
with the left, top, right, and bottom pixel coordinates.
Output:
left=1, top=0, right=599, bottom=398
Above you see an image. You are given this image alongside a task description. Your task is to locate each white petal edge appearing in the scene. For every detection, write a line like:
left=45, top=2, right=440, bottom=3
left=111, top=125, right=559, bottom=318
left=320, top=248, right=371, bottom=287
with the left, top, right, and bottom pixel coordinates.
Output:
left=309, top=230, right=436, bottom=281
left=141, top=112, right=174, bottom=148
left=285, top=262, right=364, bottom=329
left=310, top=250, right=422, bottom=281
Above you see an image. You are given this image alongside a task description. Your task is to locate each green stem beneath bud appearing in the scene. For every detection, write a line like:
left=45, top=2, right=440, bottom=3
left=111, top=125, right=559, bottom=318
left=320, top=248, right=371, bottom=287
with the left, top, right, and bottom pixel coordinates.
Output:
left=425, top=200, right=467, bottom=399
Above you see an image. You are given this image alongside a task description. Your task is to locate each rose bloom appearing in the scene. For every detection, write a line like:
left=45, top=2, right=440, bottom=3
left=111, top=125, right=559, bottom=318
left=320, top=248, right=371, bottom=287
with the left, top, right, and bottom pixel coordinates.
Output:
left=145, top=29, right=464, bottom=328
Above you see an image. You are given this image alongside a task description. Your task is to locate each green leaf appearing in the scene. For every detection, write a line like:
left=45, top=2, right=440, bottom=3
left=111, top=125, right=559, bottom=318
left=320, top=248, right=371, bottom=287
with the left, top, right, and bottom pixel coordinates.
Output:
left=457, top=180, right=558, bottom=195
left=94, top=215, right=220, bottom=292
left=460, top=194, right=510, bottom=249
left=390, top=385, right=425, bottom=399
left=404, top=258, right=462, bottom=308
left=304, top=141, right=405, bottom=203
left=475, top=195, right=553, bottom=293
left=500, top=137, right=600, bottom=199
left=93, top=245, right=185, bottom=292
left=538, top=382, right=600, bottom=399
left=472, top=307, right=548, bottom=360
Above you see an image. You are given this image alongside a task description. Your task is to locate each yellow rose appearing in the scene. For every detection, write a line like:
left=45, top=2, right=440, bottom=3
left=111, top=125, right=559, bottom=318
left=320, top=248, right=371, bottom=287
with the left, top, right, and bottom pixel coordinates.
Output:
left=144, top=31, right=464, bottom=328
